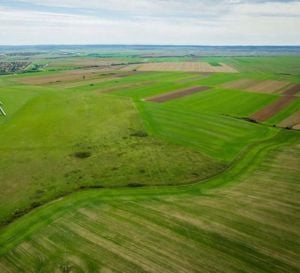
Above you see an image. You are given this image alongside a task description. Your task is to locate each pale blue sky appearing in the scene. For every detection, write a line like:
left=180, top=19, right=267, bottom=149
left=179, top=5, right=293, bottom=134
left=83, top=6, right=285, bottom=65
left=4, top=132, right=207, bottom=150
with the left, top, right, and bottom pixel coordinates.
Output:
left=0, top=0, right=299, bottom=45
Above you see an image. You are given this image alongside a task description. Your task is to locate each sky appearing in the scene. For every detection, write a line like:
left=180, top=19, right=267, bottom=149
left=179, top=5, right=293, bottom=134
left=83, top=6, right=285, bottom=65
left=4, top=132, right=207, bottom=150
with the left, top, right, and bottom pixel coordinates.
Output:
left=0, top=0, right=299, bottom=45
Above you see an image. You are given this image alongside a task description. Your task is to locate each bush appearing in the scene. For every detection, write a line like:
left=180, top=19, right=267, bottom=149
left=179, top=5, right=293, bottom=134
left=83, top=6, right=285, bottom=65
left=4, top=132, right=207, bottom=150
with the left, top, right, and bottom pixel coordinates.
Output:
left=73, top=151, right=91, bottom=159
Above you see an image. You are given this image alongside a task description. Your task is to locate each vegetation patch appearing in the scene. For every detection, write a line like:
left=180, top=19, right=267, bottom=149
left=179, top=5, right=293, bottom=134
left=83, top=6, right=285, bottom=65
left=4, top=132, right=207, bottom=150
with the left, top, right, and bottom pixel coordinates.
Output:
left=130, top=130, right=148, bottom=137
left=73, top=151, right=92, bottom=159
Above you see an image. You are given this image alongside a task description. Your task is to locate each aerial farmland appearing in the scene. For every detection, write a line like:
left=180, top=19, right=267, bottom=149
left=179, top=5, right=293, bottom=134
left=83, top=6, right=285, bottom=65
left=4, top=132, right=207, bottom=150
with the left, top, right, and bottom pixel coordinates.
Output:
left=0, top=45, right=299, bottom=273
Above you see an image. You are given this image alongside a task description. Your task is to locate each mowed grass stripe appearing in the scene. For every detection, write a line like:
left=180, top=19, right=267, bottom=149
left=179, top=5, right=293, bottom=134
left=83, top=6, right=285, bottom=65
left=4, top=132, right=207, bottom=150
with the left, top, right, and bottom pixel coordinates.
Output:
left=73, top=209, right=198, bottom=272
left=140, top=102, right=276, bottom=162
left=165, top=88, right=279, bottom=117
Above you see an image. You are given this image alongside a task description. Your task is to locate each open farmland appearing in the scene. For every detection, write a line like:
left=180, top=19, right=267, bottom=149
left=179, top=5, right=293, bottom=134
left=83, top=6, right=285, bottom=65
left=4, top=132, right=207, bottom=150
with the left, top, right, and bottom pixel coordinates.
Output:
left=251, top=95, right=297, bottom=122
left=222, top=79, right=292, bottom=94
left=146, top=86, right=211, bottom=102
left=0, top=48, right=300, bottom=273
left=123, top=62, right=238, bottom=73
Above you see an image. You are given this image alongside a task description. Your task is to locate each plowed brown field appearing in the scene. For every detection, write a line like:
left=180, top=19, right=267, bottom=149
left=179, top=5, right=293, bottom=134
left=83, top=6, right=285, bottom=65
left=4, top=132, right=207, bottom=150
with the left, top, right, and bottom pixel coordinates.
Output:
left=282, top=84, right=300, bottom=96
left=146, top=86, right=211, bottom=103
left=251, top=96, right=297, bottom=122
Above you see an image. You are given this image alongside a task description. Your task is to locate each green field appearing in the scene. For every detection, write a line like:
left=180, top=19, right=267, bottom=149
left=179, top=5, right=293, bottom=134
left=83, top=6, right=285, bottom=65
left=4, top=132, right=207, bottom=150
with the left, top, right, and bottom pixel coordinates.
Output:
left=0, top=53, right=299, bottom=273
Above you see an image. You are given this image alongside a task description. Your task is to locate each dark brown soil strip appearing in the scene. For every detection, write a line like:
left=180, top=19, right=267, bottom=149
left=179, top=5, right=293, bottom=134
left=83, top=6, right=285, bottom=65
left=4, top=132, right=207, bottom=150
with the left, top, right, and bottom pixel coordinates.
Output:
left=282, top=84, right=300, bottom=96
left=146, top=86, right=211, bottom=103
left=251, top=96, right=297, bottom=122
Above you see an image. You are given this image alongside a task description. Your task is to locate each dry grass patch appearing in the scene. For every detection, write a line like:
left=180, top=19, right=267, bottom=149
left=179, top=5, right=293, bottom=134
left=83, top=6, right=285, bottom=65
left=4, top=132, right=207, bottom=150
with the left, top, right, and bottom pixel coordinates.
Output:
left=222, top=79, right=290, bottom=94
left=282, top=84, right=300, bottom=96
left=124, top=62, right=237, bottom=73
left=278, top=110, right=300, bottom=130
left=246, top=80, right=290, bottom=93
left=18, top=69, right=117, bottom=85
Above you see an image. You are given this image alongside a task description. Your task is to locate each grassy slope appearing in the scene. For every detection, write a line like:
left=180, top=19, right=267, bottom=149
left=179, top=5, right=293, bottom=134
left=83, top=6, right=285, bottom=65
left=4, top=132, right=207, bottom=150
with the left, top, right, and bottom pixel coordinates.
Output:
left=0, top=77, right=224, bottom=226
left=0, top=130, right=299, bottom=273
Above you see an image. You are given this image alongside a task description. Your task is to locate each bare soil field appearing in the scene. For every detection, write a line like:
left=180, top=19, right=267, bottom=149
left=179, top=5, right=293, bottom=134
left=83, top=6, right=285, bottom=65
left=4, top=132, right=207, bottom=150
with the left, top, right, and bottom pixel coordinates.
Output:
left=278, top=110, right=300, bottom=129
left=282, top=84, right=300, bottom=96
left=123, top=62, right=237, bottom=73
left=246, top=80, right=290, bottom=93
left=47, top=58, right=122, bottom=68
left=222, top=79, right=290, bottom=94
left=146, top=86, right=211, bottom=103
left=18, top=69, right=118, bottom=85
left=222, top=79, right=256, bottom=90
left=251, top=96, right=297, bottom=122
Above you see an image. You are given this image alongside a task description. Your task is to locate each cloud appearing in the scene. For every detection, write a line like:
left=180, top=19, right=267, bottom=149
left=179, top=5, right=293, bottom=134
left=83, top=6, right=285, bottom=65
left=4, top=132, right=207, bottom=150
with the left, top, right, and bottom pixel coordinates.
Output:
left=0, top=0, right=299, bottom=45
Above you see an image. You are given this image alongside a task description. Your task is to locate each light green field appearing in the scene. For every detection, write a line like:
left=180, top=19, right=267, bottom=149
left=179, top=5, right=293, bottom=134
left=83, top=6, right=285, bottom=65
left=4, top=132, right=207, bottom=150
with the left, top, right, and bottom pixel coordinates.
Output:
left=0, top=85, right=223, bottom=226
left=0, top=55, right=299, bottom=273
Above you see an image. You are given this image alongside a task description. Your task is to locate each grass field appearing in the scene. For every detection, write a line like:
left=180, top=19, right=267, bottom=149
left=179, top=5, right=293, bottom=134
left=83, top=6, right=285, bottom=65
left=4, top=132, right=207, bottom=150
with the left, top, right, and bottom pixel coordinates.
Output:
left=0, top=130, right=299, bottom=273
left=0, top=53, right=299, bottom=273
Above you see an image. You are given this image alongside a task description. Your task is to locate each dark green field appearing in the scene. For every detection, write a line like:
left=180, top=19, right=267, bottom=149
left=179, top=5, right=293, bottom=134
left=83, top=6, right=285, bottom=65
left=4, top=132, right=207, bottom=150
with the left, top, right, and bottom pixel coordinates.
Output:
left=0, top=51, right=299, bottom=273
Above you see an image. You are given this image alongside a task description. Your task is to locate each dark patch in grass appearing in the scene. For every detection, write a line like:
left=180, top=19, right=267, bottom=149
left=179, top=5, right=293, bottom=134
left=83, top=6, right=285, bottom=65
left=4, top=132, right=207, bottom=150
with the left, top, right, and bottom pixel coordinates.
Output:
left=127, top=183, right=144, bottom=188
left=241, top=117, right=258, bottom=123
left=130, top=130, right=148, bottom=137
left=64, top=169, right=81, bottom=177
left=79, top=184, right=104, bottom=190
left=209, top=62, right=221, bottom=67
left=73, top=151, right=91, bottom=159
left=276, top=73, right=291, bottom=75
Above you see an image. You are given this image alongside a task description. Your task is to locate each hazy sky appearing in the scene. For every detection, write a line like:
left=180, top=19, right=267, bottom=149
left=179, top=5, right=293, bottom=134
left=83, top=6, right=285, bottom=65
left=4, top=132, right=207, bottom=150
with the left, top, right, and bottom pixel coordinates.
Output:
left=0, top=0, right=299, bottom=45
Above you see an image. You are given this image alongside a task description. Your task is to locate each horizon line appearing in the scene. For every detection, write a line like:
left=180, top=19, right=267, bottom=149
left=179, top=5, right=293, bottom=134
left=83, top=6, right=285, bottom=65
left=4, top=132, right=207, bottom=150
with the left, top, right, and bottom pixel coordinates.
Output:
left=1, top=44, right=300, bottom=47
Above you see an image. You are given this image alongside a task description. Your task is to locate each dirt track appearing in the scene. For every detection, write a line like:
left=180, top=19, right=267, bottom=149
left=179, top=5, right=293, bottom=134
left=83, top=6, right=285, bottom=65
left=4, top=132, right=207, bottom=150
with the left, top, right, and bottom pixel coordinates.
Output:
left=251, top=96, right=297, bottom=122
left=146, top=86, right=211, bottom=103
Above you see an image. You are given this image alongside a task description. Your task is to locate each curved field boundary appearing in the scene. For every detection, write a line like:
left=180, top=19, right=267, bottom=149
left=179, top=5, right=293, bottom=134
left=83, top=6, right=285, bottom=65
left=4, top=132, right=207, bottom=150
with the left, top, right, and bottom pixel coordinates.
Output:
left=278, top=110, right=300, bottom=129
left=0, top=130, right=296, bottom=256
left=251, top=95, right=297, bottom=122
left=146, top=86, right=211, bottom=103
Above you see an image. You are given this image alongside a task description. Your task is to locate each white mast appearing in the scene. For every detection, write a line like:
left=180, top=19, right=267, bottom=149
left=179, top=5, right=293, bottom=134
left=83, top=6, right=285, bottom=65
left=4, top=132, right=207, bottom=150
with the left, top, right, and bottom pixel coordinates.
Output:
left=0, top=101, right=6, bottom=116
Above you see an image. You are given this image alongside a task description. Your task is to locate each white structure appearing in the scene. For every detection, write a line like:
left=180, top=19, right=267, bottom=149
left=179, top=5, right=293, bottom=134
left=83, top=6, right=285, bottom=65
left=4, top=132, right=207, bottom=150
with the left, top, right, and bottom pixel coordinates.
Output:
left=0, top=101, right=6, bottom=116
